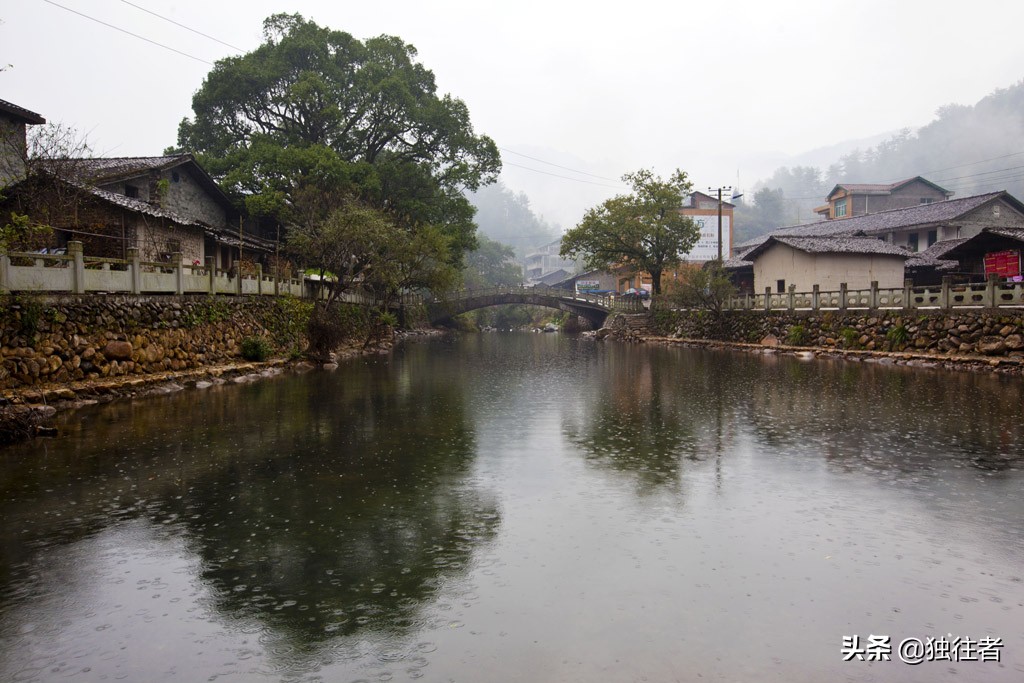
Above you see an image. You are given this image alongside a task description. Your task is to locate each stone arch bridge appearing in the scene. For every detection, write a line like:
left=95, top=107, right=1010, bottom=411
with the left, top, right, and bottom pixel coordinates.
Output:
left=423, top=286, right=642, bottom=327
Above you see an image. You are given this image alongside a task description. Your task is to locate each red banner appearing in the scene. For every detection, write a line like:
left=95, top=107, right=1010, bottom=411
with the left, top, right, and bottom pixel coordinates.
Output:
left=984, top=250, right=1021, bottom=278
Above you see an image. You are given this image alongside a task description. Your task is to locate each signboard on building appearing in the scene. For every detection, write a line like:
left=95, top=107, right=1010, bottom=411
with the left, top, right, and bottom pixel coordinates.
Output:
left=685, top=216, right=730, bottom=261
left=984, top=249, right=1021, bottom=278
left=576, top=280, right=600, bottom=293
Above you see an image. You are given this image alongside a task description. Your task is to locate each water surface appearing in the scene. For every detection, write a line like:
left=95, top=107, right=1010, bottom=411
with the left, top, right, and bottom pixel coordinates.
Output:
left=1, top=334, right=1022, bottom=681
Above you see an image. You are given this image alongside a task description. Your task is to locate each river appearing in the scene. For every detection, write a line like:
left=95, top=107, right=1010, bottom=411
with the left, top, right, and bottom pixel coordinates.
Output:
left=1, top=333, right=1022, bottom=682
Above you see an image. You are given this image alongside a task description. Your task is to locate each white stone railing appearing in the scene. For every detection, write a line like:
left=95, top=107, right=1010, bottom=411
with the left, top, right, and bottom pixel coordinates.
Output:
left=724, top=277, right=1024, bottom=311
left=0, top=240, right=382, bottom=306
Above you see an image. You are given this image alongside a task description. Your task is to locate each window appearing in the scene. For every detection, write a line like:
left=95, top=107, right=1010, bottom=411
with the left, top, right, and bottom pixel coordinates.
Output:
left=919, top=198, right=933, bottom=205
left=777, top=279, right=786, bottom=293
left=171, top=171, right=181, bottom=183
left=907, top=234, right=919, bottom=252
left=927, top=230, right=937, bottom=247
left=124, top=184, right=139, bottom=198
left=833, top=199, right=847, bottom=218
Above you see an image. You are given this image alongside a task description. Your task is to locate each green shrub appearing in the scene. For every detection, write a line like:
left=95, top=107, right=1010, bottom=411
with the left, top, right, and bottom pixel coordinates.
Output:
left=840, top=327, right=859, bottom=348
left=240, top=336, right=272, bottom=361
left=886, top=324, right=909, bottom=346
left=785, top=324, right=809, bottom=346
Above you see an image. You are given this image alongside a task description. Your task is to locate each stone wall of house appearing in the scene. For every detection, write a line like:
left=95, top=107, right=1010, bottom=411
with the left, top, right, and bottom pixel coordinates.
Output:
left=0, top=295, right=313, bottom=389
left=163, top=166, right=228, bottom=229
left=0, top=117, right=28, bottom=187
left=651, top=308, right=1024, bottom=357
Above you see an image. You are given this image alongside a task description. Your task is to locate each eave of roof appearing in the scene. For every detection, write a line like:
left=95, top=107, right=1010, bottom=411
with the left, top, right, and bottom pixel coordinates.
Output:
left=736, top=191, right=1023, bottom=251
left=746, top=235, right=911, bottom=260
left=0, top=98, right=45, bottom=125
left=56, top=155, right=238, bottom=215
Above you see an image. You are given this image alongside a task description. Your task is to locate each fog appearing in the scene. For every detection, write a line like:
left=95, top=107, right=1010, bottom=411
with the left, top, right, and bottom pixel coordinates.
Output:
left=2, top=1, right=1023, bottom=232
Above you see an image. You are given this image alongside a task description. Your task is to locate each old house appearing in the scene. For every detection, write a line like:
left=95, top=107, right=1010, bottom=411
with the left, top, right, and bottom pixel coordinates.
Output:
left=813, top=176, right=953, bottom=220
left=1, top=154, right=272, bottom=265
left=731, top=191, right=1024, bottom=290
left=0, top=98, right=46, bottom=188
left=745, top=235, right=909, bottom=292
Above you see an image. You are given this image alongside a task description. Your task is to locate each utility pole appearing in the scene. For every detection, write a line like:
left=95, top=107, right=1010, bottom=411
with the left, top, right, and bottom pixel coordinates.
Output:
left=708, top=186, right=733, bottom=263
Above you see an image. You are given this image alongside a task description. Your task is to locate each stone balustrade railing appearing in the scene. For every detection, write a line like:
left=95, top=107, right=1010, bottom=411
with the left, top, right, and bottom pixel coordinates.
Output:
left=0, top=240, right=391, bottom=307
left=724, top=276, right=1024, bottom=311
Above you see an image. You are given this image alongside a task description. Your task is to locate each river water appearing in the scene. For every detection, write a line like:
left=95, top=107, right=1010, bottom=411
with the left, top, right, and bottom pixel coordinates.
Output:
left=1, top=334, right=1022, bottom=682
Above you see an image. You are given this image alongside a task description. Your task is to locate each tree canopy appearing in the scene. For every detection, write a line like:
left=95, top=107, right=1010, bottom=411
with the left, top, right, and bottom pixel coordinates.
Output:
left=175, top=13, right=500, bottom=261
left=559, top=169, right=698, bottom=294
left=462, top=235, right=523, bottom=289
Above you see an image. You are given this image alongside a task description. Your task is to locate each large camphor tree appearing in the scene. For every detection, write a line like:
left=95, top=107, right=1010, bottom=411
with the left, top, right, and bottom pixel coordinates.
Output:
left=560, top=169, right=698, bottom=295
left=174, top=13, right=500, bottom=268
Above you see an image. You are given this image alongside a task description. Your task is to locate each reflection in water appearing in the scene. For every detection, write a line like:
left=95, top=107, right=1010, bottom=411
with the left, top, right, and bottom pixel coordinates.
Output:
left=562, top=346, right=743, bottom=494
left=1, top=335, right=1022, bottom=682
left=0, top=356, right=499, bottom=677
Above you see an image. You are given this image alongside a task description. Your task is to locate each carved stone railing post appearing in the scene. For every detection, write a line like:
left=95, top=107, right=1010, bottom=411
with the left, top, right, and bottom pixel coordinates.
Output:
left=940, top=276, right=951, bottom=310
left=869, top=281, right=878, bottom=309
left=127, top=246, right=141, bottom=295
left=903, top=279, right=913, bottom=310
left=764, top=287, right=771, bottom=312
left=172, top=251, right=183, bottom=295
left=0, top=251, right=9, bottom=293
left=69, top=241, right=86, bottom=294
left=984, top=273, right=998, bottom=308
left=811, top=284, right=820, bottom=310
left=839, top=283, right=847, bottom=311
left=206, top=256, right=216, bottom=296
left=787, top=284, right=795, bottom=311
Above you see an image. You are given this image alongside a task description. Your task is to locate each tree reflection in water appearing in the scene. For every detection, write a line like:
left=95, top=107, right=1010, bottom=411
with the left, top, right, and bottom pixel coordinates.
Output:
left=0, top=358, right=500, bottom=656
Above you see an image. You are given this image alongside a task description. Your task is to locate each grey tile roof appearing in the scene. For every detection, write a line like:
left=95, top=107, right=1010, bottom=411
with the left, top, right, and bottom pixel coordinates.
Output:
left=766, top=236, right=911, bottom=257
left=0, top=98, right=45, bottom=125
left=903, top=237, right=968, bottom=270
left=55, top=156, right=193, bottom=183
left=985, top=227, right=1024, bottom=241
left=736, top=191, right=1014, bottom=250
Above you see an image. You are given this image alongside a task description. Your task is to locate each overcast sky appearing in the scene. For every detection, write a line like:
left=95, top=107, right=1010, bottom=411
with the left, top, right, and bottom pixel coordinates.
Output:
left=3, top=0, right=1024, bottom=229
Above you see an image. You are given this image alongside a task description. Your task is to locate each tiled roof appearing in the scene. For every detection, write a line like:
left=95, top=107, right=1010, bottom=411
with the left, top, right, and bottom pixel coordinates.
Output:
left=736, top=191, right=1017, bottom=250
left=77, top=179, right=206, bottom=227
left=763, top=236, right=911, bottom=257
left=56, top=156, right=193, bottom=183
left=0, top=98, right=45, bottom=125
left=985, top=227, right=1024, bottom=241
left=50, top=154, right=237, bottom=213
left=903, top=238, right=968, bottom=270
left=68, top=176, right=270, bottom=250
left=835, top=183, right=896, bottom=194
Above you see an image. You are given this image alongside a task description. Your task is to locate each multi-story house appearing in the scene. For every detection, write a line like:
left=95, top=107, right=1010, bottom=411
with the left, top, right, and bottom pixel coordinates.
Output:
left=813, top=177, right=953, bottom=221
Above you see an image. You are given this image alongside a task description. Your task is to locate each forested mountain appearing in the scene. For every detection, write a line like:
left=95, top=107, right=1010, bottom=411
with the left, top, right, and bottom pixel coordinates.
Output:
left=467, top=181, right=560, bottom=257
left=735, top=80, right=1024, bottom=244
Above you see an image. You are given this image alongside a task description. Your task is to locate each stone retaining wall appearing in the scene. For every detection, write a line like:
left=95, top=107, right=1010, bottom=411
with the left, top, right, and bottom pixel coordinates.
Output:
left=651, top=308, right=1024, bottom=357
left=0, top=294, right=313, bottom=389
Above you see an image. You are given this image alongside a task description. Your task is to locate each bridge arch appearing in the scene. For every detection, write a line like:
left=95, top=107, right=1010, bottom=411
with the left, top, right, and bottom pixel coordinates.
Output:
left=424, top=287, right=640, bottom=328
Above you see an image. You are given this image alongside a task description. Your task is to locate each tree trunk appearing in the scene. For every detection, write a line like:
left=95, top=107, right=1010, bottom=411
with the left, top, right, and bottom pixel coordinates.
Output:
left=650, top=267, right=663, bottom=295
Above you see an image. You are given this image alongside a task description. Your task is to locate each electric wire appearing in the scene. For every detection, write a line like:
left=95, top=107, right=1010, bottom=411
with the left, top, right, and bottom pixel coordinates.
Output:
left=502, top=161, right=628, bottom=190
left=499, top=147, right=620, bottom=182
left=40, top=0, right=213, bottom=65
left=118, top=0, right=243, bottom=52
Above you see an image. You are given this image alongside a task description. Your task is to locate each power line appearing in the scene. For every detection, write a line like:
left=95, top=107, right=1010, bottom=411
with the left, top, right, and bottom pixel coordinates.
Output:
left=502, top=161, right=629, bottom=190
left=118, top=0, right=243, bottom=52
left=499, top=147, right=620, bottom=182
left=40, top=0, right=213, bottom=65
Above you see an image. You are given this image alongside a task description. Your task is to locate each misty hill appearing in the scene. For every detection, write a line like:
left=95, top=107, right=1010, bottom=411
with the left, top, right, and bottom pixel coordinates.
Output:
left=736, top=79, right=1024, bottom=244
left=467, top=181, right=560, bottom=257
